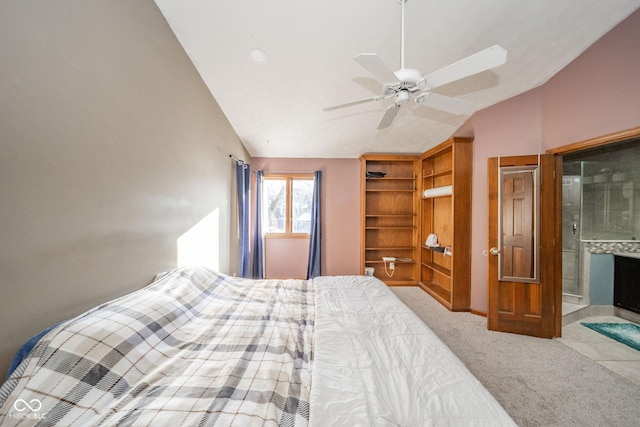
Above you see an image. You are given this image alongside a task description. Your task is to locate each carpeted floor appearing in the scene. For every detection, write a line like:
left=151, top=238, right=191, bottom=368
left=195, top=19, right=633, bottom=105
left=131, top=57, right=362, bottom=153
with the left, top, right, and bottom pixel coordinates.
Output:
left=391, top=286, right=640, bottom=427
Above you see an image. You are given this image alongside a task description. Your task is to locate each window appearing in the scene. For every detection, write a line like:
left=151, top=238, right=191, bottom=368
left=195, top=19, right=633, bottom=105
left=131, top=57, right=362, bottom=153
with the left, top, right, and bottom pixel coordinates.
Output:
left=263, top=174, right=314, bottom=237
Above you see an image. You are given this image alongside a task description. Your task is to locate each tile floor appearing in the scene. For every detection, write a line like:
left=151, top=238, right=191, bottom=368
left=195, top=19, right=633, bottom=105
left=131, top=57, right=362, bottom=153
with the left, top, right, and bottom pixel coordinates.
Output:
left=559, top=314, right=640, bottom=385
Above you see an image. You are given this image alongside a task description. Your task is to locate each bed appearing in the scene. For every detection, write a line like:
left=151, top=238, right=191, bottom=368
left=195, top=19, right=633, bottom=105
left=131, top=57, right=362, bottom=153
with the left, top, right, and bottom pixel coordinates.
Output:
left=0, top=267, right=516, bottom=426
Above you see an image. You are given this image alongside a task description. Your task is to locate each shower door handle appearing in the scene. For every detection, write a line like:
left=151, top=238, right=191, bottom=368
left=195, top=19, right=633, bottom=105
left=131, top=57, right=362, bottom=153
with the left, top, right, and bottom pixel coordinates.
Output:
left=572, top=222, right=577, bottom=234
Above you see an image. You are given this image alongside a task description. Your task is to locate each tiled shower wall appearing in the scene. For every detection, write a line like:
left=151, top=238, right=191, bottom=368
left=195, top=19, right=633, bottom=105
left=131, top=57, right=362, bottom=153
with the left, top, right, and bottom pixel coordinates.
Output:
left=582, top=241, right=640, bottom=254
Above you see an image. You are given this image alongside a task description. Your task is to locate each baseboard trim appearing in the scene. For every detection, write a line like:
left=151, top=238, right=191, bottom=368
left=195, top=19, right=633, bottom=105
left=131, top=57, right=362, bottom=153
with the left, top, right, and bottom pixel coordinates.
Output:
left=562, top=305, right=615, bottom=326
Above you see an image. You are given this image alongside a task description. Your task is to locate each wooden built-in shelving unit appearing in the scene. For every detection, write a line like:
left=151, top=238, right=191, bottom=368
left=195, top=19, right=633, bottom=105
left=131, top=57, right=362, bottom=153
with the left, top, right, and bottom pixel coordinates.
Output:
left=360, top=138, right=473, bottom=311
left=419, top=137, right=473, bottom=311
left=360, top=154, right=419, bottom=286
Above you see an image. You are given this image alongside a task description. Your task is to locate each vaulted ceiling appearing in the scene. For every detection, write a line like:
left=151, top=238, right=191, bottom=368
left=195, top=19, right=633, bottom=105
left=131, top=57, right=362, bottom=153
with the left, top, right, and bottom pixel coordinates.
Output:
left=154, top=0, right=640, bottom=158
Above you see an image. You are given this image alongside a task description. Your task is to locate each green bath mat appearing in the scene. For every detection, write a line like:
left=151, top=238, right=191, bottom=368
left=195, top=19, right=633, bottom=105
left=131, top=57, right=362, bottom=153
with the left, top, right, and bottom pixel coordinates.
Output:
left=581, top=322, right=640, bottom=352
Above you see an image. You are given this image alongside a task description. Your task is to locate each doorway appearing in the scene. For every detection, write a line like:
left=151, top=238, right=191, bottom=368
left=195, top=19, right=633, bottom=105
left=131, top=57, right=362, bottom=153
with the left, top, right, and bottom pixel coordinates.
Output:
left=487, top=155, right=558, bottom=338
left=550, top=128, right=640, bottom=318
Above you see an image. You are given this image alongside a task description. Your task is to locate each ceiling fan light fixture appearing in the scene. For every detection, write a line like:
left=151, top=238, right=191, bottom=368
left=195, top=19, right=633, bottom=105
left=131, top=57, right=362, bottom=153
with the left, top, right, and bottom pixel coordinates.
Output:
left=395, top=91, right=410, bottom=105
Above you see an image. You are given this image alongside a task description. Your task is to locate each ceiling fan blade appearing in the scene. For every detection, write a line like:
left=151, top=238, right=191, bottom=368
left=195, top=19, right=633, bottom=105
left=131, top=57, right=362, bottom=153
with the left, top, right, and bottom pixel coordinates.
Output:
left=377, top=104, right=400, bottom=129
left=354, top=53, right=401, bottom=84
left=416, top=92, right=473, bottom=115
left=323, top=95, right=386, bottom=111
left=424, top=45, right=507, bottom=89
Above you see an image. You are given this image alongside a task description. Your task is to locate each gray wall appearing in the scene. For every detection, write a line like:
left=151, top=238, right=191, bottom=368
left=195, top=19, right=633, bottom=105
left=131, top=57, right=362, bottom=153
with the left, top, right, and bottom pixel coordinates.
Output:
left=0, top=1, right=248, bottom=376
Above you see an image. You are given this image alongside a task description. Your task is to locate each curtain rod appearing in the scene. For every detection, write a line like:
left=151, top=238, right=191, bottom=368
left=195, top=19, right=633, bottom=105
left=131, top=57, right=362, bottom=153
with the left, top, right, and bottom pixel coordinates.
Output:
left=230, top=155, right=318, bottom=175
left=230, top=154, right=250, bottom=169
left=252, top=171, right=317, bottom=175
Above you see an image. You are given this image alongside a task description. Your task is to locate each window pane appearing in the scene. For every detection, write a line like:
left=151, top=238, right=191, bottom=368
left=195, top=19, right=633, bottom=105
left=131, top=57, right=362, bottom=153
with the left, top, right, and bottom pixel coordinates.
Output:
left=264, top=179, right=286, bottom=233
left=292, top=179, right=314, bottom=233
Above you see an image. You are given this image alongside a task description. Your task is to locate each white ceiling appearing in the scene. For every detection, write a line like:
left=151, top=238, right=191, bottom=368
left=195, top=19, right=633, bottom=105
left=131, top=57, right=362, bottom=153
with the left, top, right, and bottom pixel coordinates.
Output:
left=154, top=0, right=640, bottom=158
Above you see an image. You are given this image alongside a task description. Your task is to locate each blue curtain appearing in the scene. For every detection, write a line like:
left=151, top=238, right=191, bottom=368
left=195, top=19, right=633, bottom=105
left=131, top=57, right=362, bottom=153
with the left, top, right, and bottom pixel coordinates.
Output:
left=236, top=161, right=251, bottom=278
left=306, top=171, right=322, bottom=279
left=251, top=171, right=264, bottom=279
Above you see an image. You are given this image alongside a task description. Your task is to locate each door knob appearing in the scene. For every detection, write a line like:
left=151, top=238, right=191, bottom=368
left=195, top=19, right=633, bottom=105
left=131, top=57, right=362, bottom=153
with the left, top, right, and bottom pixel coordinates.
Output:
left=489, top=247, right=500, bottom=256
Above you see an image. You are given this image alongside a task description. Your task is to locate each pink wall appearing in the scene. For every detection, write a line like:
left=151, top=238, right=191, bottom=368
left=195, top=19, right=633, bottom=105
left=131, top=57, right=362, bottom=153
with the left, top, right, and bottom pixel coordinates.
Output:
left=457, top=89, right=544, bottom=312
left=265, top=238, right=309, bottom=279
left=458, top=9, right=640, bottom=312
left=541, top=9, right=640, bottom=149
left=251, top=157, right=361, bottom=278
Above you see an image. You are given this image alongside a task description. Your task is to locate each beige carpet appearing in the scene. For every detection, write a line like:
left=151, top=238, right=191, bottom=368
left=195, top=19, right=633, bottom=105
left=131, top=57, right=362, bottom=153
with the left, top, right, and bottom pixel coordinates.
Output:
left=391, top=287, right=640, bottom=427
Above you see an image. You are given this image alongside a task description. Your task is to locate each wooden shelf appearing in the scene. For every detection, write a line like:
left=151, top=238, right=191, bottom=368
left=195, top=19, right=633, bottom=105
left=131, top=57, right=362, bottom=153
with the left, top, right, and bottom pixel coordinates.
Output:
left=422, top=261, right=451, bottom=277
left=419, top=137, right=473, bottom=311
left=365, top=246, right=415, bottom=251
left=365, top=259, right=416, bottom=265
left=384, top=278, right=419, bottom=286
left=366, top=177, right=416, bottom=180
left=365, top=225, right=415, bottom=230
left=366, top=214, right=414, bottom=218
left=422, top=169, right=453, bottom=179
left=361, top=142, right=471, bottom=299
left=420, top=280, right=451, bottom=300
left=361, top=154, right=420, bottom=286
left=418, top=281, right=452, bottom=309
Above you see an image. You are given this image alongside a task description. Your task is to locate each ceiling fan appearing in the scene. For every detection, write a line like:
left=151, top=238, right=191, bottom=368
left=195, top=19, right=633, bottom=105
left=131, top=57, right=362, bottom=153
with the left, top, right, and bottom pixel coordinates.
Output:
left=324, top=0, right=507, bottom=129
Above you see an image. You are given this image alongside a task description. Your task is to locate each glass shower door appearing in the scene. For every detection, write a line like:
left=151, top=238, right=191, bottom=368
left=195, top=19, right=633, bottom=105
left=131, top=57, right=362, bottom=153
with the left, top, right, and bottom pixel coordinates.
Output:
left=562, top=171, right=581, bottom=296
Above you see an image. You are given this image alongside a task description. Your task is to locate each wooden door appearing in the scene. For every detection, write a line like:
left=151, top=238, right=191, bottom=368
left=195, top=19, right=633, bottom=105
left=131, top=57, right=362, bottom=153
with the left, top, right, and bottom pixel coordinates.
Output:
left=501, top=170, right=534, bottom=278
left=488, top=155, right=562, bottom=338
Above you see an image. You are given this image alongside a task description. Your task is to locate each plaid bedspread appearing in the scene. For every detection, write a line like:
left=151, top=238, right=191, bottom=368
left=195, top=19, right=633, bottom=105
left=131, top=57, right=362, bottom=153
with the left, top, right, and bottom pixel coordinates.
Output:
left=0, top=267, right=314, bottom=426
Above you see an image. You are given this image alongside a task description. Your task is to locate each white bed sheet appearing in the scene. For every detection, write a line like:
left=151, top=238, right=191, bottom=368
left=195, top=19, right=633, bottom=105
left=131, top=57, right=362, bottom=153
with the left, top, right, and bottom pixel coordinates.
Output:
left=310, top=275, right=517, bottom=426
